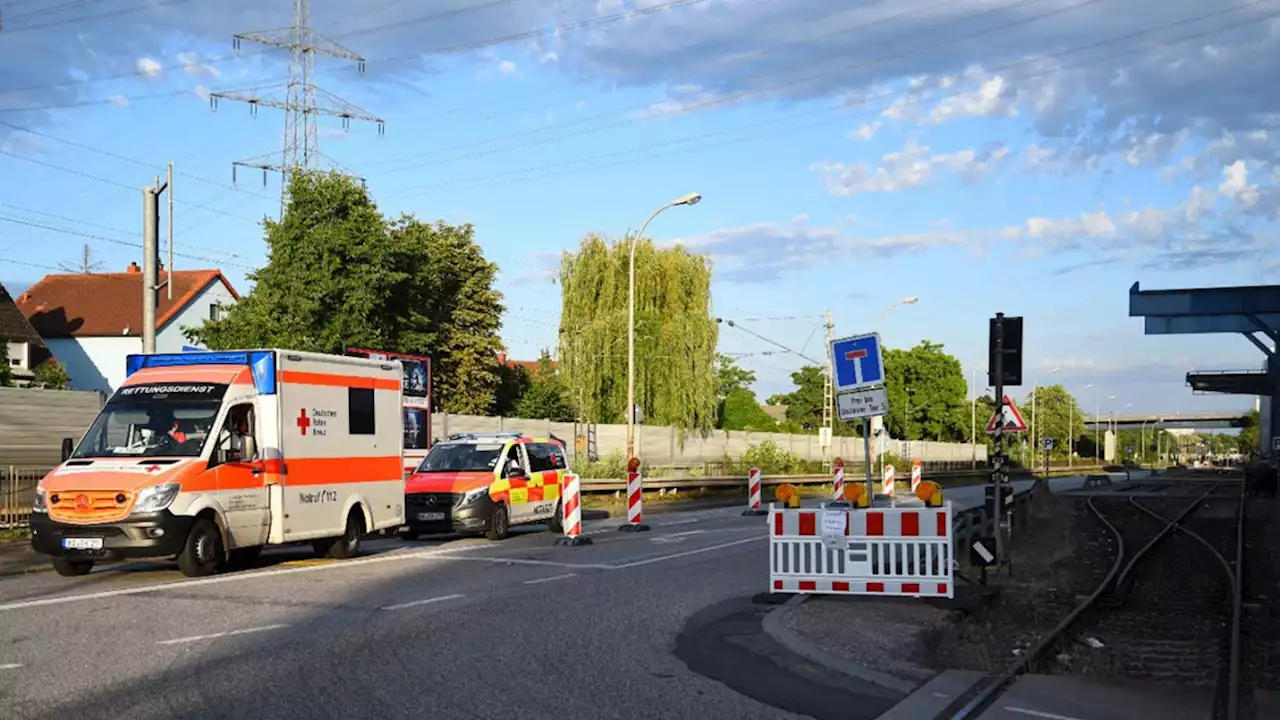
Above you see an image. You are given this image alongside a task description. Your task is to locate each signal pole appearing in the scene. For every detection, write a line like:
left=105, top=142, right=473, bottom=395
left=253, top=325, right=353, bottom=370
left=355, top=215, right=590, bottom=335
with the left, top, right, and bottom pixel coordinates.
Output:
left=142, top=174, right=170, bottom=354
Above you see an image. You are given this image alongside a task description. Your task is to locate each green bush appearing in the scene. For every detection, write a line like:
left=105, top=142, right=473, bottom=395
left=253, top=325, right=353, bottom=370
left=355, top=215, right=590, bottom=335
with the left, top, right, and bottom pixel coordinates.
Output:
left=574, top=450, right=627, bottom=479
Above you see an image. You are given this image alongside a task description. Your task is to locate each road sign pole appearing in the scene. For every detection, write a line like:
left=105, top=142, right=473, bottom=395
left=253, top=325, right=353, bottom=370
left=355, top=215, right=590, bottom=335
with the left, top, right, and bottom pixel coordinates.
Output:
left=862, top=418, right=874, bottom=500
left=991, top=313, right=1006, bottom=569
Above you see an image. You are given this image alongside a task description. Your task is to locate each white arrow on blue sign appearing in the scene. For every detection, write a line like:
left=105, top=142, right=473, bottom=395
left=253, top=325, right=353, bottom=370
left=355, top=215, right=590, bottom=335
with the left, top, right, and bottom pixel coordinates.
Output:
left=829, top=332, right=885, bottom=392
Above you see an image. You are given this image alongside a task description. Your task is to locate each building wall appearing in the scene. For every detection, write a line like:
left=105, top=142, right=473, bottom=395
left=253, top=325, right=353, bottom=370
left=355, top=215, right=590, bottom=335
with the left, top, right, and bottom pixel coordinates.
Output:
left=47, top=336, right=141, bottom=395
left=157, top=281, right=238, bottom=352
left=0, top=386, right=105, bottom=468
left=5, top=341, right=29, bottom=370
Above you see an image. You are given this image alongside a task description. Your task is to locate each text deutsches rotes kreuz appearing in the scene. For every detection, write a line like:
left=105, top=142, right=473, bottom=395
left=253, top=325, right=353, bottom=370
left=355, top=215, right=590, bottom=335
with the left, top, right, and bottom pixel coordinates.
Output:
left=308, top=409, right=337, bottom=436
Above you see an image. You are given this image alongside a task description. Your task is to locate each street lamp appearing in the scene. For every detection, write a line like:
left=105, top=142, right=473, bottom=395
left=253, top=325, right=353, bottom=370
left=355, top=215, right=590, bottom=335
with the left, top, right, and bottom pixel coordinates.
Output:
left=626, top=192, right=702, bottom=461
left=1097, top=394, right=1116, bottom=461
left=1068, top=383, right=1093, bottom=469
left=877, top=296, right=918, bottom=325
left=872, top=296, right=919, bottom=476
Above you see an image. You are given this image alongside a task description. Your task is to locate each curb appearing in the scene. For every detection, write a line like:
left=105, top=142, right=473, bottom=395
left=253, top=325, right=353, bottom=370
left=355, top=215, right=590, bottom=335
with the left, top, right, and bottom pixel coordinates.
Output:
left=760, top=594, right=920, bottom=695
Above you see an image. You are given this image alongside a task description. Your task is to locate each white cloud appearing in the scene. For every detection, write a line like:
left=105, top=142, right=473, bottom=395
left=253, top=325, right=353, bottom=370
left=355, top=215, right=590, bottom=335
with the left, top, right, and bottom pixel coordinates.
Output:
left=811, top=138, right=1010, bottom=195
left=849, top=122, right=881, bottom=141
left=136, top=57, right=163, bottom=77
left=107, top=94, right=129, bottom=107
left=498, top=59, right=517, bottom=76
left=176, top=52, right=221, bottom=79
left=193, top=85, right=212, bottom=102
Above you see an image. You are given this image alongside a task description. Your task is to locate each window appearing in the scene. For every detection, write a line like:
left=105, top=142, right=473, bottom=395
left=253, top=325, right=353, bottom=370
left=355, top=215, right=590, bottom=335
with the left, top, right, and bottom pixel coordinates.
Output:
left=501, top=445, right=527, bottom=478
left=348, top=387, right=375, bottom=435
left=527, top=444, right=553, bottom=473
left=209, top=303, right=218, bottom=321
left=548, top=443, right=567, bottom=470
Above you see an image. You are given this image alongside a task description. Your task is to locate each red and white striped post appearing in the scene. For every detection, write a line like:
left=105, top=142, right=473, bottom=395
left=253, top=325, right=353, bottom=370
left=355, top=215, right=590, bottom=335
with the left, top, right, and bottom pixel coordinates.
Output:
left=910, top=459, right=922, bottom=494
left=832, top=457, right=846, bottom=503
left=618, top=456, right=650, bottom=532
left=554, top=472, right=593, bottom=547
left=742, top=466, right=766, bottom=516
left=882, top=464, right=896, bottom=499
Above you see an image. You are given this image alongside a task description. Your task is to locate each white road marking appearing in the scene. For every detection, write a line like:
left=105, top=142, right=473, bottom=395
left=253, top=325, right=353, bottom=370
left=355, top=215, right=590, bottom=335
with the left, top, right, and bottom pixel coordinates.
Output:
left=382, top=593, right=465, bottom=611
left=157, top=623, right=289, bottom=646
left=1004, top=707, right=1086, bottom=720
left=523, top=573, right=577, bottom=585
left=0, top=663, right=23, bottom=671
left=426, top=555, right=613, bottom=570
left=0, top=544, right=492, bottom=613
left=611, top=535, right=767, bottom=569
left=657, top=518, right=702, bottom=527
left=650, top=530, right=706, bottom=544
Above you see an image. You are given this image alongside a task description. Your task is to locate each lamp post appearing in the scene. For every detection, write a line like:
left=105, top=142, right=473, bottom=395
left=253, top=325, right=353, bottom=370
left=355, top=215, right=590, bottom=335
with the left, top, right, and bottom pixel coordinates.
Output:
left=872, top=296, right=918, bottom=477
left=1069, top=383, right=1093, bottom=469
left=1030, top=367, right=1061, bottom=469
left=626, top=192, right=701, bottom=462
left=1097, top=394, right=1116, bottom=461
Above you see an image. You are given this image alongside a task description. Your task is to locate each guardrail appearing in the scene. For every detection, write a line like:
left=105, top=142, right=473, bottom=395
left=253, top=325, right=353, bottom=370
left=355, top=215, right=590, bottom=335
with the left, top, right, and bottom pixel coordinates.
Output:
left=577, top=466, right=1107, bottom=494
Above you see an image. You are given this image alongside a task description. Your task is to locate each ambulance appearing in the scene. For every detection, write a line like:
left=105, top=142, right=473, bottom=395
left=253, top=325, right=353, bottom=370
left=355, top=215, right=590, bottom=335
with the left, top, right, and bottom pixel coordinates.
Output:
left=401, top=433, right=569, bottom=541
left=29, top=349, right=407, bottom=578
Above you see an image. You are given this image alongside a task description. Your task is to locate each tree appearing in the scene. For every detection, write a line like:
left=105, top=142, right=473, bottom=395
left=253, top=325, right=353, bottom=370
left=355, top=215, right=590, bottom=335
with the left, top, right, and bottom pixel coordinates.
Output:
left=515, top=351, right=575, bottom=421
left=186, top=170, right=506, bottom=414
left=1021, top=385, right=1086, bottom=459
left=491, top=364, right=531, bottom=416
left=767, top=365, right=859, bottom=436
left=558, top=233, right=717, bottom=434
left=1238, top=410, right=1260, bottom=455
left=32, top=360, right=70, bottom=389
left=720, top=387, right=777, bottom=431
left=715, top=354, right=756, bottom=400
left=0, top=342, right=10, bottom=387
left=882, top=341, right=969, bottom=441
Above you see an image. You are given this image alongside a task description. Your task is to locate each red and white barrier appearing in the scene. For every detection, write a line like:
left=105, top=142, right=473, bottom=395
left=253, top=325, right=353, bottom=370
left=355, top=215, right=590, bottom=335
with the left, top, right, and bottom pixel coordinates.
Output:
left=768, top=504, right=954, bottom=598
left=832, top=463, right=845, bottom=502
left=743, top=467, right=765, bottom=516
left=554, top=473, right=593, bottom=547
left=911, top=459, right=922, bottom=493
left=882, top=464, right=896, bottom=497
left=618, top=462, right=651, bottom=532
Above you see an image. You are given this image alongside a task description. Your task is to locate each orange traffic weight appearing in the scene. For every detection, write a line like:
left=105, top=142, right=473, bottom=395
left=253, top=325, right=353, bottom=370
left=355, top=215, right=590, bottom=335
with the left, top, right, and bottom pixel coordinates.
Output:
left=914, top=480, right=944, bottom=507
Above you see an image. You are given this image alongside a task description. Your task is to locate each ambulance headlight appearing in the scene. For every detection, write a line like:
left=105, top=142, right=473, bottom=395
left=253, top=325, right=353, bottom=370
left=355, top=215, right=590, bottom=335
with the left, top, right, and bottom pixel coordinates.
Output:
left=456, top=486, right=489, bottom=508
left=133, top=483, right=181, bottom=514
left=33, top=486, right=48, bottom=514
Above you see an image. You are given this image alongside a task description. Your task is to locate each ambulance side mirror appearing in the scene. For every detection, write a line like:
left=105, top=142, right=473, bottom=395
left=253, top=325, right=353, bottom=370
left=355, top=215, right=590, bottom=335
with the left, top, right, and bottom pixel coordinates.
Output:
left=61, top=438, right=74, bottom=462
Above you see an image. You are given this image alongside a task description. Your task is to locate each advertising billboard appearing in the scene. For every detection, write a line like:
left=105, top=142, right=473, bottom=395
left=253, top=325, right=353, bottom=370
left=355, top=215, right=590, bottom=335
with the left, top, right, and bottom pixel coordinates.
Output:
left=344, top=346, right=432, bottom=450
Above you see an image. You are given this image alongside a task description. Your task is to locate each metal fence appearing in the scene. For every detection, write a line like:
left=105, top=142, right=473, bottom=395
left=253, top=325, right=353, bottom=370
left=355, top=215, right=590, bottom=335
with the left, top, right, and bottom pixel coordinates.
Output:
left=1, top=466, right=45, bottom=530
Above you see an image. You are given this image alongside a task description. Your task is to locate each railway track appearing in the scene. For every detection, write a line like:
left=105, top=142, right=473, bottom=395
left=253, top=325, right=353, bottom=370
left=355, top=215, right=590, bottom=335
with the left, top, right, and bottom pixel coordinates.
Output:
left=933, top=473, right=1248, bottom=720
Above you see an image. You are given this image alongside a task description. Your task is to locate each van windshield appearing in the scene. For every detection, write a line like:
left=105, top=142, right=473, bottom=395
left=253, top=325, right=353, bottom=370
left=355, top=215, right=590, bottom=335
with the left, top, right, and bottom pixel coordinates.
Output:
left=73, top=383, right=227, bottom=459
left=416, top=442, right=505, bottom=473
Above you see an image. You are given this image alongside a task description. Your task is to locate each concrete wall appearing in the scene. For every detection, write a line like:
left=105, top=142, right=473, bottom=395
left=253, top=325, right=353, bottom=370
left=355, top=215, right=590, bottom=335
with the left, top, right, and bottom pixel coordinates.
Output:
left=157, top=282, right=238, bottom=353
left=430, top=412, right=988, bottom=466
left=48, top=336, right=142, bottom=395
left=0, top=386, right=104, bottom=468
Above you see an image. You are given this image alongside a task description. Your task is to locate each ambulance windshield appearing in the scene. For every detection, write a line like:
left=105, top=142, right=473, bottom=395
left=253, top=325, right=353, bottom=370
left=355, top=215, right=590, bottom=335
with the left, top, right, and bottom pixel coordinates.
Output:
left=72, top=383, right=227, bottom=459
left=416, top=442, right=505, bottom=473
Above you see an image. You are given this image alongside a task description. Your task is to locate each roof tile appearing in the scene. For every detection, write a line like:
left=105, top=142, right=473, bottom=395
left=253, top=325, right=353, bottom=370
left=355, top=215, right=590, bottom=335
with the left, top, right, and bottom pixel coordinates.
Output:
left=0, top=281, right=44, bottom=345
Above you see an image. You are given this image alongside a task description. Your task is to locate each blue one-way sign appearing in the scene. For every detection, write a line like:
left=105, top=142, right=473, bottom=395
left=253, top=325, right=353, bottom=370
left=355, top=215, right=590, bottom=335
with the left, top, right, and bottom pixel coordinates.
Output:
left=830, top=332, right=885, bottom=392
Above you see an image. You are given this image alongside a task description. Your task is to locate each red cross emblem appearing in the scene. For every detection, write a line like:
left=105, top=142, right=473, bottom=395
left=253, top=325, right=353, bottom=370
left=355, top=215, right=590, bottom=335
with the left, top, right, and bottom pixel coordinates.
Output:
left=297, top=408, right=311, bottom=435
left=144, top=465, right=162, bottom=473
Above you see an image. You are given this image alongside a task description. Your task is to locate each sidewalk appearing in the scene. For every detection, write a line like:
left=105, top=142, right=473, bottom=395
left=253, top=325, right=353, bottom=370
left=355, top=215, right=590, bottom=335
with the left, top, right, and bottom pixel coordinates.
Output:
left=0, top=539, right=47, bottom=578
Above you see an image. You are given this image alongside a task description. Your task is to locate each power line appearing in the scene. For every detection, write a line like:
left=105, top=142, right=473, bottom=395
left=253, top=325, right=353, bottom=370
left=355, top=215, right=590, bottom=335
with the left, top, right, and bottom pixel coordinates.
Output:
left=378, top=3, right=1273, bottom=198
left=716, top=317, right=824, bottom=366
left=0, top=213, right=255, bottom=270
left=1, top=0, right=197, bottom=32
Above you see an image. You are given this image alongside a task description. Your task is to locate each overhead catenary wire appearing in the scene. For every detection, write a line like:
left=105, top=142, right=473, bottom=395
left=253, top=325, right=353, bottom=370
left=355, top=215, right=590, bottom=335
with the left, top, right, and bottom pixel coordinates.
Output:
left=0, top=213, right=256, bottom=270
left=716, top=317, right=825, bottom=366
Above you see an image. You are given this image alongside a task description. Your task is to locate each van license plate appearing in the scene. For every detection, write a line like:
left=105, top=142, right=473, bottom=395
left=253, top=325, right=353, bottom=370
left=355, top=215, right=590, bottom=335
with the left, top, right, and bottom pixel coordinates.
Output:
left=63, top=538, right=103, bottom=550
left=416, top=512, right=444, bottom=521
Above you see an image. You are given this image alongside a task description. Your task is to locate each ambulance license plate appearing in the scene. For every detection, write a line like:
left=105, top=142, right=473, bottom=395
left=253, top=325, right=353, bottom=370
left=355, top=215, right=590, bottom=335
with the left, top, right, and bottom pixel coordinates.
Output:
left=63, top=537, right=103, bottom=550
left=417, top=512, right=444, bottom=521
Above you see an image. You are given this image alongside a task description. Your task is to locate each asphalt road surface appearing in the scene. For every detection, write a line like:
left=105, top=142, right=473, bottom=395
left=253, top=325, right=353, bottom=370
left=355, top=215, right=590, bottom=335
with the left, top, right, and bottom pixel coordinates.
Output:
left=0, top=474, right=1127, bottom=720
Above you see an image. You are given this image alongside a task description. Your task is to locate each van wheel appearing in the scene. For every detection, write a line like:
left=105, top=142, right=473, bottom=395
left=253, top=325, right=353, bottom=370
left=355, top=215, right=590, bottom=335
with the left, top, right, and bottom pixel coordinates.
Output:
left=548, top=501, right=563, bottom=533
left=319, top=510, right=365, bottom=560
left=52, top=558, right=93, bottom=577
left=486, top=503, right=509, bottom=541
left=177, top=518, right=222, bottom=577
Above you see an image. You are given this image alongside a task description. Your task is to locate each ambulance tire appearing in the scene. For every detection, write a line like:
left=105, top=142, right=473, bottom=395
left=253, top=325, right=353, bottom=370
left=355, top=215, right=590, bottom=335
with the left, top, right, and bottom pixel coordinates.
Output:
left=321, top=510, right=365, bottom=560
left=52, top=558, right=93, bottom=577
left=178, top=517, right=223, bottom=577
left=547, top=500, right=563, bottom=533
left=485, top=502, right=510, bottom=541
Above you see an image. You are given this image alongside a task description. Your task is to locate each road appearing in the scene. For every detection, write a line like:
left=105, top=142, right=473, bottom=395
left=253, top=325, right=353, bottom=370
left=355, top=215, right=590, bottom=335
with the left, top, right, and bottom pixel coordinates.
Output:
left=0, top=473, right=1130, bottom=720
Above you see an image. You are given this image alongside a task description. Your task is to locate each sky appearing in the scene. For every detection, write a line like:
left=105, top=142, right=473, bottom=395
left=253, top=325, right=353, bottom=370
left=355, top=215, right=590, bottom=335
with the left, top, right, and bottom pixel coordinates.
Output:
left=0, top=0, right=1276, bottom=418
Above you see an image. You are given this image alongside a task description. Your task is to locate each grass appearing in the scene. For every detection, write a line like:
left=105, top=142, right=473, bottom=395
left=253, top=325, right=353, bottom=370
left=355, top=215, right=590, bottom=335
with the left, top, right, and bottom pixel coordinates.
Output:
left=0, top=528, right=30, bottom=544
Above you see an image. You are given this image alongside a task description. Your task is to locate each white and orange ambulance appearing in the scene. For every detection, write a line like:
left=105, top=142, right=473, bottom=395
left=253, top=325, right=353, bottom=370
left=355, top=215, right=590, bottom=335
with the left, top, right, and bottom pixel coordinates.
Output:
left=30, top=349, right=407, bottom=578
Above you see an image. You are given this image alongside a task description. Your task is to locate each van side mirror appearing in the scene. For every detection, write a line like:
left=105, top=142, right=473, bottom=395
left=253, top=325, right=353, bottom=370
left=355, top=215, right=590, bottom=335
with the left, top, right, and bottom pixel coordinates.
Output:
left=61, top=438, right=74, bottom=462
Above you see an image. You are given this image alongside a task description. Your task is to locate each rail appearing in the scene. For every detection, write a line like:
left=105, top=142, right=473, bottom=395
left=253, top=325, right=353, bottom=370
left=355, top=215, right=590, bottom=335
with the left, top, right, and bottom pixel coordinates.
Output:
left=935, top=475, right=1243, bottom=720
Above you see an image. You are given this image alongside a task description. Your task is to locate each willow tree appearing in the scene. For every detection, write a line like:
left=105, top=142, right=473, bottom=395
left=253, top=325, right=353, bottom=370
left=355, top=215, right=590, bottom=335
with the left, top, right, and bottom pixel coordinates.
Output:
left=558, top=232, right=717, bottom=435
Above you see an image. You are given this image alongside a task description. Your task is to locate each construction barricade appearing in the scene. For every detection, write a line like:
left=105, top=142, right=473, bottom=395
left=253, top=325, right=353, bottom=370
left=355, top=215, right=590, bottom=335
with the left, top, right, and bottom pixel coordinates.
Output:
left=554, top=472, right=593, bottom=547
left=882, top=464, right=896, bottom=498
left=743, top=467, right=766, bottom=516
left=832, top=458, right=846, bottom=502
left=768, top=502, right=954, bottom=598
left=910, top=459, right=922, bottom=493
left=618, top=457, right=650, bottom=532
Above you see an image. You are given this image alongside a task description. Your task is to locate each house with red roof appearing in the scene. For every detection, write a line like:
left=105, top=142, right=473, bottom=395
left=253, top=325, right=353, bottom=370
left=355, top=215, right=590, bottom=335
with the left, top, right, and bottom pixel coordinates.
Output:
left=16, top=263, right=240, bottom=393
left=0, top=281, right=51, bottom=386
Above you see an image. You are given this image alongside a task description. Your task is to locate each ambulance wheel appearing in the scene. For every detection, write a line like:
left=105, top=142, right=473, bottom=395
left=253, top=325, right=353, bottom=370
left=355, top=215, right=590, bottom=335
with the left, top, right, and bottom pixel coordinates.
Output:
left=52, top=558, right=93, bottom=577
left=322, top=510, right=365, bottom=560
left=547, top=501, right=563, bottom=533
left=178, top=518, right=223, bottom=577
left=485, top=503, right=510, bottom=541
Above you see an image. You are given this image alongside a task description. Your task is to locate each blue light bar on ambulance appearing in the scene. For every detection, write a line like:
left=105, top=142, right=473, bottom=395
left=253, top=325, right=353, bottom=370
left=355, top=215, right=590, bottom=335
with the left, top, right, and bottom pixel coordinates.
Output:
left=125, top=350, right=278, bottom=394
